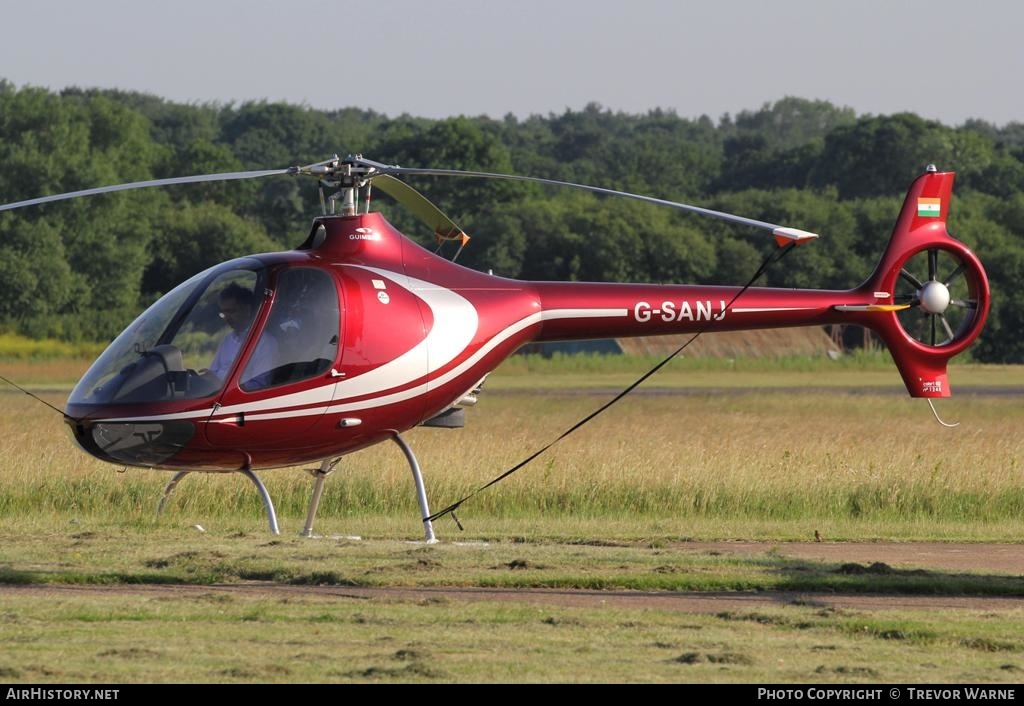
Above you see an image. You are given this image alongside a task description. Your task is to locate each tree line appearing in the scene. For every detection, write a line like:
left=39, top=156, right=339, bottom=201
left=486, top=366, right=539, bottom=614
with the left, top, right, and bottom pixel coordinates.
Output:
left=0, top=82, right=1022, bottom=361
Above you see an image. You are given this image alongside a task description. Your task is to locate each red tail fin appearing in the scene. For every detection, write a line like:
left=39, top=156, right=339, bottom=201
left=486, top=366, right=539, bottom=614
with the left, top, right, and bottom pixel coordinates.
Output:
left=863, top=167, right=990, bottom=397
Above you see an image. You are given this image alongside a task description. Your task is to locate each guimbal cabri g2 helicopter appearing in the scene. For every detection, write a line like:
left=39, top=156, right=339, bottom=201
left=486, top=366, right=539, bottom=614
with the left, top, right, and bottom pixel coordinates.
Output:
left=0, top=155, right=990, bottom=540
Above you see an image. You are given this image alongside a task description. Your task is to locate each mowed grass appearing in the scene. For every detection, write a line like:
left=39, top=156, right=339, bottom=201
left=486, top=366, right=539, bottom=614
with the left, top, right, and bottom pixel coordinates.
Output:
left=3, top=529, right=1024, bottom=683
left=2, top=355, right=1024, bottom=683
left=2, top=585, right=1024, bottom=683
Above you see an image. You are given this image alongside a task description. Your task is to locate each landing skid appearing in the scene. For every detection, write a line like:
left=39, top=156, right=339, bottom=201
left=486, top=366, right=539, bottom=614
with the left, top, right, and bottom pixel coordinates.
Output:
left=155, top=433, right=437, bottom=541
left=299, top=433, right=437, bottom=543
left=156, top=467, right=281, bottom=535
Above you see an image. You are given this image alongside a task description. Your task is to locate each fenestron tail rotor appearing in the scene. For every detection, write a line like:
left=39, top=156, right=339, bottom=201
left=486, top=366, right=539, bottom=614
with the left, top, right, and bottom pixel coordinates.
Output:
left=893, top=246, right=983, bottom=348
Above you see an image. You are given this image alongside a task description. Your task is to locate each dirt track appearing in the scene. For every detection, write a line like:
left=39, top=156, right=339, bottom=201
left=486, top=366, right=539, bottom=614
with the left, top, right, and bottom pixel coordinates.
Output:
left=672, top=540, right=1024, bottom=574
left=5, top=541, right=1023, bottom=612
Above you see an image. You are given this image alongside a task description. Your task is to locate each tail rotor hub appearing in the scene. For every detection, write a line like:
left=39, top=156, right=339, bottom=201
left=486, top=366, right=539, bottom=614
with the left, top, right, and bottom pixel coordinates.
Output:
left=919, top=280, right=951, bottom=314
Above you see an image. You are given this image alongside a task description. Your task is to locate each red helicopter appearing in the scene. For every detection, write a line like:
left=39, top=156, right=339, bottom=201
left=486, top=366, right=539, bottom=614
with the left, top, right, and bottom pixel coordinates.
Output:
left=0, top=156, right=990, bottom=540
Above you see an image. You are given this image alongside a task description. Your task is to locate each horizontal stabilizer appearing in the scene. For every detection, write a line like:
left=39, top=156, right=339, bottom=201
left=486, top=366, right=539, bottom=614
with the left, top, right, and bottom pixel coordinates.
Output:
left=772, top=227, right=819, bottom=247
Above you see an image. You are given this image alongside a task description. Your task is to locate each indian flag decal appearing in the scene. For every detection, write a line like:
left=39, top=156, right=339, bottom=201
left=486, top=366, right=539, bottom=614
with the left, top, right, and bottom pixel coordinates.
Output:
left=917, top=197, right=941, bottom=217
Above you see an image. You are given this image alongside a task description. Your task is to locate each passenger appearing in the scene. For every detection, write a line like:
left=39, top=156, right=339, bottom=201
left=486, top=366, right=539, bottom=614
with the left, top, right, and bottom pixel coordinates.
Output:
left=208, top=283, right=278, bottom=389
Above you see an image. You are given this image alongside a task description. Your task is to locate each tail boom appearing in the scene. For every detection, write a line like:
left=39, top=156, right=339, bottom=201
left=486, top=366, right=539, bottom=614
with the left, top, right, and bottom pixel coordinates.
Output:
left=529, top=169, right=989, bottom=399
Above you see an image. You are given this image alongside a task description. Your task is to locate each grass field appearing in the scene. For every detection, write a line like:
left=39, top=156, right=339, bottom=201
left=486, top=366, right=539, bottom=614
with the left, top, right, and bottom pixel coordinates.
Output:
left=1, top=353, right=1023, bottom=682
left=4, top=355, right=1022, bottom=539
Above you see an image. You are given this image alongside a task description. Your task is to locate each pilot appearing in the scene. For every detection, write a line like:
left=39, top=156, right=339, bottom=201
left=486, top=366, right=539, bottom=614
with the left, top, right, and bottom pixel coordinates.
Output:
left=208, top=283, right=278, bottom=389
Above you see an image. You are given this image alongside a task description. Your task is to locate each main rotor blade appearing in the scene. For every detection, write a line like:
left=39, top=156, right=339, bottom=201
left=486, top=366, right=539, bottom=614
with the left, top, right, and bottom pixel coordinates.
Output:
left=357, top=158, right=819, bottom=244
left=0, top=168, right=294, bottom=213
left=371, top=174, right=468, bottom=241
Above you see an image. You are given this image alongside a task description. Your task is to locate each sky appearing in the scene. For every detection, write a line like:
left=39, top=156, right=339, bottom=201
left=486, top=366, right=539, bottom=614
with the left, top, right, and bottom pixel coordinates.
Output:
left=0, top=0, right=1021, bottom=127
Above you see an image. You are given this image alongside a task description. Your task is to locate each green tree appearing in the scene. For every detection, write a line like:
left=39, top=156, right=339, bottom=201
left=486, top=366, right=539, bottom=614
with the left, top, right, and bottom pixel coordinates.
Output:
left=0, top=87, right=160, bottom=339
left=0, top=218, right=81, bottom=331
left=730, top=97, right=857, bottom=150
left=141, top=202, right=281, bottom=297
left=375, top=116, right=529, bottom=240
left=217, top=102, right=346, bottom=237
left=812, top=114, right=993, bottom=198
left=0, top=83, right=1020, bottom=361
left=710, top=188, right=863, bottom=289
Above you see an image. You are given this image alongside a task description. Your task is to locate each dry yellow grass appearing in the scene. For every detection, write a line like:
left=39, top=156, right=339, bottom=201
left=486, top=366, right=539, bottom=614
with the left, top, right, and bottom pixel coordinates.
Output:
left=2, top=370, right=1022, bottom=541
left=0, top=358, right=93, bottom=386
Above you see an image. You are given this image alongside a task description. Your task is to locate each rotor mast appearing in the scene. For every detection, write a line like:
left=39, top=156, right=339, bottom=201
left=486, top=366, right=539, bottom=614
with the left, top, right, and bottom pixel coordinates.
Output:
left=296, top=155, right=365, bottom=216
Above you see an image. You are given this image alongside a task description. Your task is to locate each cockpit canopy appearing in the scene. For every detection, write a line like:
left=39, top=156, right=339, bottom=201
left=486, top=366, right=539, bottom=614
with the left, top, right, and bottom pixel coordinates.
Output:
left=69, top=259, right=340, bottom=407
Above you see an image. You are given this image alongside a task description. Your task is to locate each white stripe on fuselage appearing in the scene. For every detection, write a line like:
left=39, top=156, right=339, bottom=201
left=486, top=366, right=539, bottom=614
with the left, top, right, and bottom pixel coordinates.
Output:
left=336, top=266, right=479, bottom=398
left=218, top=307, right=628, bottom=422
left=731, top=307, right=818, bottom=313
left=216, top=307, right=629, bottom=422
left=100, top=288, right=626, bottom=424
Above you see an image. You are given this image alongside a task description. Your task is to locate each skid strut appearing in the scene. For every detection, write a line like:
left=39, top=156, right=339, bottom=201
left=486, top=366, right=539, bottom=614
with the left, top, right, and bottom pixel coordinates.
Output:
left=299, top=438, right=437, bottom=542
left=156, top=470, right=190, bottom=517
left=300, top=458, right=339, bottom=537
left=241, top=468, right=280, bottom=535
left=156, top=467, right=280, bottom=535
left=392, top=432, right=437, bottom=543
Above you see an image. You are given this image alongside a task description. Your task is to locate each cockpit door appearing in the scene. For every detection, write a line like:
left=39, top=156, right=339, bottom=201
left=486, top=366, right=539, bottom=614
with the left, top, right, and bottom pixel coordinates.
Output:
left=327, top=265, right=432, bottom=433
left=205, top=266, right=344, bottom=451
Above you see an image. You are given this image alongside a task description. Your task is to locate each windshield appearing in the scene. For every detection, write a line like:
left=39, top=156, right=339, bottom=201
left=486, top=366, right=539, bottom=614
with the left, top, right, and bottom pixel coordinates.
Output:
left=69, top=260, right=265, bottom=405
